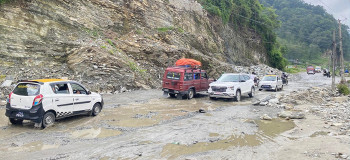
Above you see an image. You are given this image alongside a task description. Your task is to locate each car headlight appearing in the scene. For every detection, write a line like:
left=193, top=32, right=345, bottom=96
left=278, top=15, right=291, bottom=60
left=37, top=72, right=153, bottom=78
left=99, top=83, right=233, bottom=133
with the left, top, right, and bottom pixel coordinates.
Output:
left=229, top=86, right=234, bottom=90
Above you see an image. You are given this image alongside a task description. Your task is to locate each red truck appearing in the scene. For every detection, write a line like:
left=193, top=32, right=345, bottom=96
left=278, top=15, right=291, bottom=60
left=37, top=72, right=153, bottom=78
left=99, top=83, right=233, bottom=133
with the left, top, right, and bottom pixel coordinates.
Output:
left=162, top=66, right=212, bottom=99
left=307, top=66, right=315, bottom=75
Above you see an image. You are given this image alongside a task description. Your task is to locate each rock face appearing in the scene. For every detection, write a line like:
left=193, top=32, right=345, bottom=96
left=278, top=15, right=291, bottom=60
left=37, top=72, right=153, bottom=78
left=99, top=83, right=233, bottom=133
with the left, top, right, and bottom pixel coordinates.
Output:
left=0, top=0, right=268, bottom=93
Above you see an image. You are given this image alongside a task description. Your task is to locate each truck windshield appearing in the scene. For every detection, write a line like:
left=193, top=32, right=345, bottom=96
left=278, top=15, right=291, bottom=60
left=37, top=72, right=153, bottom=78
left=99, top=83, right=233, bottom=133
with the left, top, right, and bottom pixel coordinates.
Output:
left=217, top=74, right=239, bottom=82
left=262, top=76, right=276, bottom=81
left=13, top=83, right=40, bottom=96
left=166, top=72, right=181, bottom=80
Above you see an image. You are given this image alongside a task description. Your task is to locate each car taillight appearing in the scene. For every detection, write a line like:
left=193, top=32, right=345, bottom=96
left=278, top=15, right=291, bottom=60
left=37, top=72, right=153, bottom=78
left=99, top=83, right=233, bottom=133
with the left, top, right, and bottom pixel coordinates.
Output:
left=33, top=94, right=43, bottom=106
left=6, top=92, right=13, bottom=103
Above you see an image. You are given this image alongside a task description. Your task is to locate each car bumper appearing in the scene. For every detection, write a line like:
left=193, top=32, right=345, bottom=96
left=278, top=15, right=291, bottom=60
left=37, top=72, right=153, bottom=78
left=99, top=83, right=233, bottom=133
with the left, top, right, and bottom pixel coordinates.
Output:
left=5, top=103, right=45, bottom=123
left=259, top=85, right=275, bottom=90
left=209, top=92, right=235, bottom=98
left=162, top=89, right=188, bottom=95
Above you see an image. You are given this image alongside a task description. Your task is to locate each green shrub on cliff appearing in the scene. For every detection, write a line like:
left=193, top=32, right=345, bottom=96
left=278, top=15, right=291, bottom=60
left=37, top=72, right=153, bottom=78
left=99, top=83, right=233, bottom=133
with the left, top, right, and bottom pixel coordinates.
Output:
left=198, top=0, right=286, bottom=70
left=0, top=0, right=11, bottom=5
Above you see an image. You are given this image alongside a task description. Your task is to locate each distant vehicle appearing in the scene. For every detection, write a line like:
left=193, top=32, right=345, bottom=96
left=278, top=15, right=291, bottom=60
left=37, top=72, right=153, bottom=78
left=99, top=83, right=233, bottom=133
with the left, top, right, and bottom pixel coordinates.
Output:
left=315, top=66, right=322, bottom=73
left=258, top=75, right=283, bottom=92
left=323, top=69, right=331, bottom=78
left=207, top=73, right=255, bottom=101
left=162, top=66, right=212, bottom=99
left=5, top=79, right=103, bottom=128
left=307, top=66, right=315, bottom=75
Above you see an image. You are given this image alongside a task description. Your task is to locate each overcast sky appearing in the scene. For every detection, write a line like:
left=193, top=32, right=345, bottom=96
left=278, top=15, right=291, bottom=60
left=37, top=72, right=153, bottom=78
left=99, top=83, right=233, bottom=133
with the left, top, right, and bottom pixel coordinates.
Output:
left=303, top=0, right=350, bottom=28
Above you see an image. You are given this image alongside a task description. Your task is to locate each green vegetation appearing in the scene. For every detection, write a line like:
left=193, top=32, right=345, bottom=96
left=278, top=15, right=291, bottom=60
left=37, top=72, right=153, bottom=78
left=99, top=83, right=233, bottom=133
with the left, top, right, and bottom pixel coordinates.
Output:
left=198, top=0, right=286, bottom=70
left=0, top=0, right=11, bottom=5
left=284, top=67, right=302, bottom=73
left=100, top=46, right=106, bottom=49
left=0, top=75, right=6, bottom=81
left=128, top=61, right=147, bottom=75
left=337, top=83, right=350, bottom=95
left=135, top=30, right=143, bottom=34
left=106, top=39, right=115, bottom=47
left=260, top=0, right=350, bottom=63
left=156, top=27, right=175, bottom=32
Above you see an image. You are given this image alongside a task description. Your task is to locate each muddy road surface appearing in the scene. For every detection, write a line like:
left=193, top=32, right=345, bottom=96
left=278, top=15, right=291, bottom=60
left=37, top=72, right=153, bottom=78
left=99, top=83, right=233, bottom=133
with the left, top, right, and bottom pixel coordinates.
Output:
left=0, top=73, right=349, bottom=160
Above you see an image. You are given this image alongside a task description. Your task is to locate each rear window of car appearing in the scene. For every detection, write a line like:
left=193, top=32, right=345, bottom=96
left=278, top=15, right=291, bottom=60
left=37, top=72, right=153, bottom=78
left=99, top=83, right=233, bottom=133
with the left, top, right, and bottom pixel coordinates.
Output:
left=13, top=83, right=40, bottom=96
left=262, top=76, right=276, bottom=81
left=166, top=72, right=181, bottom=80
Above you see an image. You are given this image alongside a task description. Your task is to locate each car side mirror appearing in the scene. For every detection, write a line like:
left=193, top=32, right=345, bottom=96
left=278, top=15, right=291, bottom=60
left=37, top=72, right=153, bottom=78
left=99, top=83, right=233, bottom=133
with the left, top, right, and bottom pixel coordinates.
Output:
left=87, top=91, right=91, bottom=95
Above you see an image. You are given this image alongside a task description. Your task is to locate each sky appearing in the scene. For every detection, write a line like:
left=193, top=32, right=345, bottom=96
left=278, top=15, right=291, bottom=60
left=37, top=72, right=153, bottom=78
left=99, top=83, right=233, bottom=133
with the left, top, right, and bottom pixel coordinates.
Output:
left=303, top=0, right=350, bottom=28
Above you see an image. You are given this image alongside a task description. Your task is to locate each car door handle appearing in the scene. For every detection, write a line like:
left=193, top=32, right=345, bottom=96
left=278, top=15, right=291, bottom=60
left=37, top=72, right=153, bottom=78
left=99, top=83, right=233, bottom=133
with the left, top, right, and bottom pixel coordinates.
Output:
left=55, top=98, right=59, bottom=102
left=75, top=98, right=79, bottom=101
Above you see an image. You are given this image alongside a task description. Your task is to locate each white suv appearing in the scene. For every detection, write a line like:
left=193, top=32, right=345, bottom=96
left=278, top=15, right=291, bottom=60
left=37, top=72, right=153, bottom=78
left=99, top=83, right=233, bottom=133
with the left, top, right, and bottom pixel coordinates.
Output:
left=208, top=73, right=255, bottom=101
left=5, top=79, right=103, bottom=128
left=258, top=75, right=283, bottom=91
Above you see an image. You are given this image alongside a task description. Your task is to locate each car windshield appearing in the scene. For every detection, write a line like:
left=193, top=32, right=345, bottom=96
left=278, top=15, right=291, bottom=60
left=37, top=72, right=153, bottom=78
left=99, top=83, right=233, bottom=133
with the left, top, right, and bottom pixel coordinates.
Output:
left=262, top=76, right=276, bottom=81
left=217, top=74, right=239, bottom=82
left=12, top=83, right=40, bottom=96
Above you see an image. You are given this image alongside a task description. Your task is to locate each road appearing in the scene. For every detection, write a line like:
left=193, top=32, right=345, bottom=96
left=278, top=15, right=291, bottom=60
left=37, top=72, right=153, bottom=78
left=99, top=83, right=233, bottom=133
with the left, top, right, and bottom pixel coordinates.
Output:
left=0, top=72, right=348, bottom=160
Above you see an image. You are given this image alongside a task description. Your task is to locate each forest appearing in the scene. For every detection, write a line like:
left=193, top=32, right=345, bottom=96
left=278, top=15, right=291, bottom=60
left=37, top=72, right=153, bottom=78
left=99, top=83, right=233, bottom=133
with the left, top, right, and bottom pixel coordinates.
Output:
left=260, top=0, right=350, bottom=64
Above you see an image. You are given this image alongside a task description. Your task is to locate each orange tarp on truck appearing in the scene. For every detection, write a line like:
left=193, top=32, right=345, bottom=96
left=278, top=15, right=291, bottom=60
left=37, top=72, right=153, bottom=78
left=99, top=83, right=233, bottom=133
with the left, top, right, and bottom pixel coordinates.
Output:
left=175, top=58, right=201, bottom=67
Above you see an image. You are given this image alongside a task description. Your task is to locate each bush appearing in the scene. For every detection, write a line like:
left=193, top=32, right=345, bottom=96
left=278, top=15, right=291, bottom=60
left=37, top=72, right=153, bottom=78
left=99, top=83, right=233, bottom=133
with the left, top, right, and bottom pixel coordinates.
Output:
left=337, top=84, right=350, bottom=95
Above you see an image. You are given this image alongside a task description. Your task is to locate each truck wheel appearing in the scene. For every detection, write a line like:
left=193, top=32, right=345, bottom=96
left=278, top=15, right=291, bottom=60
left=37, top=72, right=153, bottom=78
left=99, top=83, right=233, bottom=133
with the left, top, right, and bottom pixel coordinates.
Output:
left=42, top=112, right=55, bottom=128
left=9, top=118, right=23, bottom=125
left=248, top=87, right=255, bottom=98
left=187, top=89, right=194, bottom=99
left=234, top=90, right=241, bottom=102
left=169, top=93, right=176, bottom=98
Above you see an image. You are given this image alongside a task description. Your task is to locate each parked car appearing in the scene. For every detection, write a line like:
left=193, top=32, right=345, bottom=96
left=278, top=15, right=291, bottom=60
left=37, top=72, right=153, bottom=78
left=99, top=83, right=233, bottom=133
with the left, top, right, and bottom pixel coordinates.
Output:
left=307, top=66, right=315, bottom=75
left=315, top=66, right=322, bottom=73
left=258, top=75, right=283, bottom=92
left=207, top=73, right=255, bottom=101
left=162, top=66, right=212, bottom=99
left=5, top=79, right=103, bottom=128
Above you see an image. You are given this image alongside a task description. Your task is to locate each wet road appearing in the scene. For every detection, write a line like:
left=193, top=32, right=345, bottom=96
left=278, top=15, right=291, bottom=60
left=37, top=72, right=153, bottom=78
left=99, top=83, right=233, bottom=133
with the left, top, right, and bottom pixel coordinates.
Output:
left=0, top=72, right=343, bottom=159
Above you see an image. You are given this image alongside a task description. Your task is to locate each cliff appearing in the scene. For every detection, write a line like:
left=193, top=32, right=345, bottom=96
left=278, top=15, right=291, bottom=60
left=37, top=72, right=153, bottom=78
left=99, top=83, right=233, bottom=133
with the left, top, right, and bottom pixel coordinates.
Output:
left=0, top=0, right=267, bottom=93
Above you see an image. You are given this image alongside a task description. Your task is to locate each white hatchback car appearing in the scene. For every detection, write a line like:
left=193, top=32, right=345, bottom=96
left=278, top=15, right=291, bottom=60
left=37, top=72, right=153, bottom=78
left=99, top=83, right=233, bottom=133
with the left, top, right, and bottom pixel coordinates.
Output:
left=208, top=73, right=255, bottom=101
left=258, top=75, right=283, bottom=91
left=5, top=79, right=103, bottom=128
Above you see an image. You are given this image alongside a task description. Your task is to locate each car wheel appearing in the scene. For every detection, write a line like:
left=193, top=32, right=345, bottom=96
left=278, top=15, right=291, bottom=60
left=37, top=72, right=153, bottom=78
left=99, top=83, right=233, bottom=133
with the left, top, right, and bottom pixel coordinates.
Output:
left=42, top=112, right=55, bottom=128
left=248, top=87, right=255, bottom=98
left=169, top=93, right=176, bottom=98
left=187, top=89, right=194, bottom=99
left=234, top=90, right=241, bottom=102
left=92, top=103, right=102, bottom=116
left=259, top=89, right=262, bottom=91
left=209, top=97, right=217, bottom=100
left=9, top=118, right=23, bottom=125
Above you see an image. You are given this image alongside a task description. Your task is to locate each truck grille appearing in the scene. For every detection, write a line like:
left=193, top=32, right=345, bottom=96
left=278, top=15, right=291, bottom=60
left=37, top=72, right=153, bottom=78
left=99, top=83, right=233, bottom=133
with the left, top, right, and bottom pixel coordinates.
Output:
left=211, top=86, right=227, bottom=92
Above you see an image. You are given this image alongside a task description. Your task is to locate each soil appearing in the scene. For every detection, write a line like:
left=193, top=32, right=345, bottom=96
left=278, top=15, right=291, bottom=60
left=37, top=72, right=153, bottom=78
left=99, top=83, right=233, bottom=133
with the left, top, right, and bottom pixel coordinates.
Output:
left=0, top=72, right=349, bottom=160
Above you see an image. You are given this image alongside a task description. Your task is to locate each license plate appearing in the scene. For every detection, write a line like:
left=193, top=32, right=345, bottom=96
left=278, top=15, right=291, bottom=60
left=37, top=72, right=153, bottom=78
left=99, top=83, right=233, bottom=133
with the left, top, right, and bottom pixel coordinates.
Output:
left=16, top=112, right=24, bottom=118
left=214, top=92, right=222, bottom=95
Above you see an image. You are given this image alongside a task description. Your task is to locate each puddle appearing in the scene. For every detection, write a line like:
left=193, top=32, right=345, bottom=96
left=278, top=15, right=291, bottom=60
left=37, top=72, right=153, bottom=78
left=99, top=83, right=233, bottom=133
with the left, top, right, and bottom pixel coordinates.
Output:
left=71, top=128, right=121, bottom=139
left=310, top=131, right=328, bottom=137
left=256, top=118, right=296, bottom=137
left=6, top=141, right=59, bottom=152
left=161, top=118, right=295, bottom=159
left=161, top=134, right=262, bottom=159
left=104, top=98, right=231, bottom=128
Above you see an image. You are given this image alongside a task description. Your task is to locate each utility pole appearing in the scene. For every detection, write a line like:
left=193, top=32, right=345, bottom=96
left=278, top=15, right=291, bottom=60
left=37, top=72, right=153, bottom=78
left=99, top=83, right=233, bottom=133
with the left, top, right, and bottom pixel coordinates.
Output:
left=339, top=19, right=345, bottom=83
left=332, top=30, right=336, bottom=91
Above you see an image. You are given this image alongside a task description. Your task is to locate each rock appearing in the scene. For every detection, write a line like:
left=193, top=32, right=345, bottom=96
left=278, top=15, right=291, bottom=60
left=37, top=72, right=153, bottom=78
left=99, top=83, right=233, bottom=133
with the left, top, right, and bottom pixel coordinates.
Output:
left=284, top=104, right=294, bottom=110
left=1, top=80, right=12, bottom=87
left=340, top=154, right=348, bottom=159
left=252, top=99, right=261, bottom=105
left=278, top=111, right=305, bottom=119
left=332, top=96, right=348, bottom=103
left=0, top=100, right=6, bottom=106
left=260, top=101, right=268, bottom=106
left=199, top=108, right=206, bottom=113
left=260, top=114, right=272, bottom=120
left=268, top=98, right=279, bottom=105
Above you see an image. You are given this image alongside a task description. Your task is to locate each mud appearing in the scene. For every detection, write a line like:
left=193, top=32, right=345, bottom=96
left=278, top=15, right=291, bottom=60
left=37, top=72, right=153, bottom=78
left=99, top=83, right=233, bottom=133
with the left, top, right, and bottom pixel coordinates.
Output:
left=0, top=73, right=349, bottom=160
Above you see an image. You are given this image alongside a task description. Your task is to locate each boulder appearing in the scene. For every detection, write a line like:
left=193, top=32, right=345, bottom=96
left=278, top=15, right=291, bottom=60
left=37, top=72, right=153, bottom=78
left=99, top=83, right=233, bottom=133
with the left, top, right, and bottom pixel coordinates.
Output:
left=278, top=111, right=305, bottom=119
left=260, top=114, right=272, bottom=120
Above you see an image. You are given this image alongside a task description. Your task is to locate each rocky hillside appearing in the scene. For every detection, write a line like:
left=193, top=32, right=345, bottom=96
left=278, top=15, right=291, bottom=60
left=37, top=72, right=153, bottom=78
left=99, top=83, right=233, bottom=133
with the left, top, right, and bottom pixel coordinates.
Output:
left=0, top=0, right=269, bottom=93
